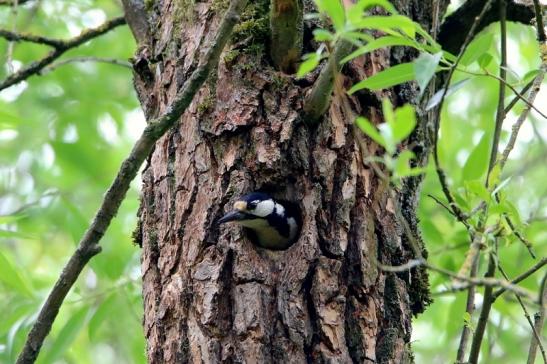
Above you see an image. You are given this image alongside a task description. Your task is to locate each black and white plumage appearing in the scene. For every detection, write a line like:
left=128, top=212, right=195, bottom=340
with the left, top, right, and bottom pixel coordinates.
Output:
left=218, top=192, right=300, bottom=250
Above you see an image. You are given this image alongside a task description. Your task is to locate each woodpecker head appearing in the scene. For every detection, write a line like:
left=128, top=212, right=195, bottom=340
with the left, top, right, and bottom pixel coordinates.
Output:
left=218, top=192, right=300, bottom=250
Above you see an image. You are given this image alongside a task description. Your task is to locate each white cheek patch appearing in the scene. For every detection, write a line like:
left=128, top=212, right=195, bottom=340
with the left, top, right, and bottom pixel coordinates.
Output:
left=274, top=202, right=285, bottom=216
left=253, top=199, right=275, bottom=217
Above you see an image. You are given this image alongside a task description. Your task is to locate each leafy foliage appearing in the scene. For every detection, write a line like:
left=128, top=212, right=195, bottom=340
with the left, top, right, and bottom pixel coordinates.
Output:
left=0, top=1, right=145, bottom=363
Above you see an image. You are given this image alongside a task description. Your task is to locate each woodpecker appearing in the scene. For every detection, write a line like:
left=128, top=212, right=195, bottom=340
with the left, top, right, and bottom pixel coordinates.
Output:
left=218, top=192, right=300, bottom=250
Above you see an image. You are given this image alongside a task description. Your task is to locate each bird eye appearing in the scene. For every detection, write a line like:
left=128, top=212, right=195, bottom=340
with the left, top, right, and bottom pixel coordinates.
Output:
left=248, top=201, right=258, bottom=210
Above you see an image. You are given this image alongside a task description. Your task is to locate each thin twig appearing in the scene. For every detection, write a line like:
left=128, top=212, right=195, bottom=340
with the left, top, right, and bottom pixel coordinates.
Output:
left=432, top=0, right=495, bottom=227
left=436, top=257, right=546, bottom=298
left=0, top=16, right=126, bottom=91
left=302, top=39, right=352, bottom=123
left=504, top=79, right=534, bottom=115
left=488, top=3, right=507, bottom=179
left=456, top=231, right=482, bottom=363
left=40, top=57, right=132, bottom=74
left=0, top=29, right=64, bottom=47
left=0, top=0, right=32, bottom=5
left=426, top=263, right=536, bottom=302
left=15, top=1, right=248, bottom=363
left=496, top=264, right=547, bottom=364
left=468, top=252, right=497, bottom=364
left=532, top=0, right=546, bottom=42
left=455, top=68, right=547, bottom=120
left=527, top=271, right=547, bottom=364
left=496, top=66, right=545, bottom=172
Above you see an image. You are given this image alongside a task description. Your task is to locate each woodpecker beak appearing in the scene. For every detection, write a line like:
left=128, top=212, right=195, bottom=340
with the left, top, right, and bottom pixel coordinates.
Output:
left=218, top=210, right=247, bottom=224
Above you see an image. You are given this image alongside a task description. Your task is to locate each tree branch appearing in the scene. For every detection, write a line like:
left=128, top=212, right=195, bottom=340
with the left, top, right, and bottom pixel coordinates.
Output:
left=0, top=0, right=33, bottom=6
left=438, top=0, right=536, bottom=54
left=432, top=0, right=496, bottom=229
left=302, top=40, right=352, bottom=123
left=436, top=257, right=547, bottom=298
left=40, top=57, right=132, bottom=75
left=527, top=271, right=547, bottom=364
left=487, top=2, right=507, bottom=179
left=496, top=264, right=547, bottom=364
left=0, top=16, right=126, bottom=91
left=0, top=29, right=64, bottom=47
left=270, top=0, right=303, bottom=73
left=468, top=252, right=497, bottom=364
left=121, top=0, right=151, bottom=46
left=15, top=1, right=247, bottom=363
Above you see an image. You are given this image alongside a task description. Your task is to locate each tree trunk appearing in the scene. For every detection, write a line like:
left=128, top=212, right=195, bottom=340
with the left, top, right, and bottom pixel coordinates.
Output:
left=132, top=0, right=449, bottom=362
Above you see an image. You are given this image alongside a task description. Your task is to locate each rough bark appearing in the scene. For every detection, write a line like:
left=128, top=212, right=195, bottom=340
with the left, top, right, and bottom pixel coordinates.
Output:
left=132, top=0, right=449, bottom=362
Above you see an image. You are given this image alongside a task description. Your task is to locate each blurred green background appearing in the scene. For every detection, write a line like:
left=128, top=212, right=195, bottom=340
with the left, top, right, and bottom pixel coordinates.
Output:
left=0, top=0, right=545, bottom=363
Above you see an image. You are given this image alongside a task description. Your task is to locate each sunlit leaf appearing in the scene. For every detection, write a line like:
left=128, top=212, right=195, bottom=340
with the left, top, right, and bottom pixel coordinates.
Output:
left=0, top=252, right=34, bottom=298
left=414, top=52, right=442, bottom=95
left=348, top=62, right=414, bottom=93
left=341, top=36, right=418, bottom=64
left=460, top=32, right=494, bottom=66
left=393, top=104, right=417, bottom=143
left=353, top=15, right=416, bottom=37
left=315, top=0, right=345, bottom=31
left=355, top=116, right=386, bottom=148
left=462, top=133, right=490, bottom=181
left=297, top=52, right=322, bottom=78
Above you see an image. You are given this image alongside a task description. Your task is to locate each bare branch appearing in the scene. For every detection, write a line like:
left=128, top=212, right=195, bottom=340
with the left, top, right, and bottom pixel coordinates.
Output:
left=15, top=1, right=248, bottom=363
left=40, top=57, right=132, bottom=75
left=121, top=0, right=151, bottom=46
left=532, top=0, right=546, bottom=42
left=0, top=29, right=64, bottom=47
left=527, top=271, right=547, bottom=364
left=426, top=263, right=537, bottom=301
left=270, top=0, right=303, bottom=73
left=438, top=0, right=536, bottom=54
left=496, top=65, right=545, bottom=172
left=302, top=40, right=352, bottom=123
left=0, top=0, right=33, bottom=6
left=468, top=252, right=497, bottom=364
left=488, top=3, right=507, bottom=179
left=432, top=0, right=497, bottom=229
left=0, top=16, right=126, bottom=92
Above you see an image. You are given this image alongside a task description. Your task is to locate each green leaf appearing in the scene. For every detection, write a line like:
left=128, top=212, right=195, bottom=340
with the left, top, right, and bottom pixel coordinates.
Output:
left=355, top=117, right=386, bottom=148
left=88, top=293, right=117, bottom=340
left=0, top=252, right=34, bottom=297
left=426, top=78, right=470, bottom=110
left=465, top=180, right=491, bottom=203
left=462, top=133, right=490, bottom=181
left=0, top=214, right=27, bottom=224
left=394, top=150, right=415, bottom=175
left=477, top=53, right=493, bottom=69
left=348, top=62, right=414, bottom=93
left=352, top=0, right=397, bottom=14
left=341, top=36, right=418, bottom=64
left=382, top=98, right=395, bottom=125
left=313, top=29, right=334, bottom=42
left=353, top=15, right=416, bottom=38
left=297, top=52, right=322, bottom=78
left=460, top=32, right=494, bottom=66
left=316, top=0, right=345, bottom=31
left=40, top=305, right=91, bottom=364
left=414, top=52, right=442, bottom=95
left=393, top=104, right=417, bottom=143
